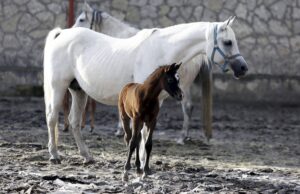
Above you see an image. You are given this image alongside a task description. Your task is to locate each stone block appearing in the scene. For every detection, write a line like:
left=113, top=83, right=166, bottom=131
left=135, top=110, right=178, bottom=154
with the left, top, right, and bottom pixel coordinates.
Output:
left=235, top=3, right=247, bottom=20
left=270, top=1, right=286, bottom=20
left=203, top=0, right=223, bottom=12
left=27, top=0, right=45, bottom=14
left=193, top=6, right=203, bottom=21
left=255, top=5, right=271, bottom=21
left=159, top=16, right=174, bottom=27
left=168, top=7, right=179, bottom=18
left=141, top=5, right=157, bottom=18
left=253, top=16, right=268, bottom=34
left=1, top=14, right=22, bottom=33
left=149, top=0, right=163, bottom=6
left=129, top=0, right=147, bottom=6
left=180, top=7, right=193, bottom=20
left=126, top=6, right=140, bottom=23
left=3, top=35, right=20, bottom=49
left=290, top=36, right=300, bottom=52
left=269, top=20, right=291, bottom=36
left=159, top=5, right=170, bottom=16
left=112, top=0, right=128, bottom=11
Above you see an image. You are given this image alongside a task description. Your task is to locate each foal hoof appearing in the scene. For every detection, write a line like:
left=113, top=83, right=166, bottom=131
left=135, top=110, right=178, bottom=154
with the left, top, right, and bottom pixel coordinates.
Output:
left=114, top=129, right=124, bottom=137
left=63, top=126, right=69, bottom=132
left=136, top=169, right=143, bottom=177
left=49, top=158, right=61, bottom=164
left=142, top=168, right=152, bottom=179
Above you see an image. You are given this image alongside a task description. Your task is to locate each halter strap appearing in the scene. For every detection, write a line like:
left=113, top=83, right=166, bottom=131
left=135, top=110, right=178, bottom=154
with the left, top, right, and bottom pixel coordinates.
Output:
left=210, top=25, right=241, bottom=72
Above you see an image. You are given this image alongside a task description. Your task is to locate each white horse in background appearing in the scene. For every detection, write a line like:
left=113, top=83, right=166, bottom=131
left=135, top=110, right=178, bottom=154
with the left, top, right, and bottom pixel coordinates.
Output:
left=44, top=9, right=248, bottom=164
left=74, top=2, right=212, bottom=145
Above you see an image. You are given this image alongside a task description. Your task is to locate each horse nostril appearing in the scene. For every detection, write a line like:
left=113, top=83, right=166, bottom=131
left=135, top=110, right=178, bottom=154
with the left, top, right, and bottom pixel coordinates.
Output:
left=241, top=65, right=248, bottom=72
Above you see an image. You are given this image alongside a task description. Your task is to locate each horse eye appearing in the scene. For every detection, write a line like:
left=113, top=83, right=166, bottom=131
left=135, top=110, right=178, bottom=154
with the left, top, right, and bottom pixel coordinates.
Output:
left=79, top=18, right=85, bottom=22
left=167, top=78, right=174, bottom=83
left=224, top=40, right=232, bottom=46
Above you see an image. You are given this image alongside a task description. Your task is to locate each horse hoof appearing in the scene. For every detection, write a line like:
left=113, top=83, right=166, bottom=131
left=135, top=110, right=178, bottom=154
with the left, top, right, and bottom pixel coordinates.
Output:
left=83, top=157, right=95, bottom=165
left=122, top=172, right=129, bottom=182
left=89, top=127, right=94, bottom=133
left=49, top=158, right=61, bottom=164
left=176, top=137, right=185, bottom=145
left=114, top=129, right=124, bottom=137
left=136, top=169, right=143, bottom=177
left=63, top=126, right=69, bottom=132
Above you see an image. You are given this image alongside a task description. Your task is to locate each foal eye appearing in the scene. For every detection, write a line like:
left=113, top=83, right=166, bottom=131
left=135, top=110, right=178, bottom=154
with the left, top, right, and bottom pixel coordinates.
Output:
left=79, top=18, right=85, bottom=22
left=167, top=78, right=174, bottom=83
left=224, top=40, right=232, bottom=46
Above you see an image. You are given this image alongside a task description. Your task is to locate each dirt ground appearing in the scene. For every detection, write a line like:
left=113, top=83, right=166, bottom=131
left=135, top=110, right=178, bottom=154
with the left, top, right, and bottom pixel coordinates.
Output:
left=0, top=97, right=299, bottom=193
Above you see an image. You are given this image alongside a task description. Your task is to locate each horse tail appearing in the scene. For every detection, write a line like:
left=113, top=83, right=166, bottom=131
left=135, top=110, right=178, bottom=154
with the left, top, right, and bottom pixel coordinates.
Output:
left=45, top=27, right=62, bottom=43
left=200, top=59, right=213, bottom=142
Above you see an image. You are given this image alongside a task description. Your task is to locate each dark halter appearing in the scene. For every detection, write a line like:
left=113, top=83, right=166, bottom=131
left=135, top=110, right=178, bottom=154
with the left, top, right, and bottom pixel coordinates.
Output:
left=210, top=25, right=241, bottom=72
left=90, top=9, right=102, bottom=30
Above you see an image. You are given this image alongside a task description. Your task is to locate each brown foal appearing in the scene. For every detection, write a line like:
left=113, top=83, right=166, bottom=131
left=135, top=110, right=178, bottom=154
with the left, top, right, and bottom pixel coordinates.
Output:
left=118, top=63, right=183, bottom=181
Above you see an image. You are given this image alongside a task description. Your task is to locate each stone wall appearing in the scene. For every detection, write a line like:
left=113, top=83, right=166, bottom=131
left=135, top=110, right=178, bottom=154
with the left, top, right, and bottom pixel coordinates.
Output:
left=1, top=0, right=300, bottom=101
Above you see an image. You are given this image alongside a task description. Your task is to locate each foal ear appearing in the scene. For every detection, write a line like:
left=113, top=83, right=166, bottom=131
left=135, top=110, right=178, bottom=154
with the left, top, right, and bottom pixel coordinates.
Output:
left=175, top=62, right=182, bottom=71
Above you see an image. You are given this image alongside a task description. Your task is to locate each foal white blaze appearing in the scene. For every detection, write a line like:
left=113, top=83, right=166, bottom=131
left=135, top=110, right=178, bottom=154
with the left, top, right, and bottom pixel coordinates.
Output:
left=44, top=18, right=247, bottom=163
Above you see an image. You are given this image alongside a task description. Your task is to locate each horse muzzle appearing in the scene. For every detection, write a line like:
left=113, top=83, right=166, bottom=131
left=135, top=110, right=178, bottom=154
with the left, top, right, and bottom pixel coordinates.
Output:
left=230, top=56, right=248, bottom=79
left=173, top=90, right=183, bottom=101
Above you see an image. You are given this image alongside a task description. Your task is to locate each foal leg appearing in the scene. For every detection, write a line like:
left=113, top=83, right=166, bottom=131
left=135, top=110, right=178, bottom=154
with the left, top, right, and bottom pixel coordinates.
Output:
left=143, top=119, right=156, bottom=178
left=177, top=88, right=193, bottom=145
left=69, top=89, right=94, bottom=164
left=120, top=114, right=131, bottom=146
left=123, top=118, right=142, bottom=181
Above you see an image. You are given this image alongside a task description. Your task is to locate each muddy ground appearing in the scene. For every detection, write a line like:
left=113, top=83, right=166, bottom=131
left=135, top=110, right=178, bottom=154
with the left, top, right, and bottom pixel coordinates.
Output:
left=0, top=97, right=299, bottom=193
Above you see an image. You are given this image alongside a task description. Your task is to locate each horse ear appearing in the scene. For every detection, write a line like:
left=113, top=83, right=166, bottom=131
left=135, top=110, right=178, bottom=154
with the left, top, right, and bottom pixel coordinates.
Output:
left=83, top=1, right=93, bottom=12
left=220, top=16, right=236, bottom=30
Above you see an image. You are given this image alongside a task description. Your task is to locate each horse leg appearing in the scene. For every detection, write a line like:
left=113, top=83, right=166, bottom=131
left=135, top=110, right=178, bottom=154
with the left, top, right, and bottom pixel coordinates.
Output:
left=68, top=89, right=94, bottom=164
left=200, top=62, right=213, bottom=141
left=115, top=116, right=125, bottom=137
left=143, top=119, right=156, bottom=179
left=177, top=88, right=193, bottom=145
left=90, top=99, right=96, bottom=132
left=123, top=117, right=142, bottom=181
left=81, top=97, right=89, bottom=130
left=62, top=91, right=70, bottom=132
left=45, top=84, right=68, bottom=164
left=135, top=132, right=142, bottom=176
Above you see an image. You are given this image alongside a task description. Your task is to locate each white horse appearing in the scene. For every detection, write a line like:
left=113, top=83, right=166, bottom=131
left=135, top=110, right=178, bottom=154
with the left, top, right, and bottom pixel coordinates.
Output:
left=44, top=13, right=248, bottom=164
left=74, top=3, right=212, bottom=145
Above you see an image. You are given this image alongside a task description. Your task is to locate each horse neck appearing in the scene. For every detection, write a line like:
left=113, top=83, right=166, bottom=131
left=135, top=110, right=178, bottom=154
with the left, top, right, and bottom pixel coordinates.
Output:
left=99, top=15, right=139, bottom=38
left=141, top=69, right=164, bottom=100
left=160, top=22, right=212, bottom=64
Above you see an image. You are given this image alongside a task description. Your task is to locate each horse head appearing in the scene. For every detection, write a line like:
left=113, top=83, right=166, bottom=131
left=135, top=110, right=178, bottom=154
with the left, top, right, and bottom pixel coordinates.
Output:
left=73, top=1, right=104, bottom=30
left=206, top=16, right=248, bottom=79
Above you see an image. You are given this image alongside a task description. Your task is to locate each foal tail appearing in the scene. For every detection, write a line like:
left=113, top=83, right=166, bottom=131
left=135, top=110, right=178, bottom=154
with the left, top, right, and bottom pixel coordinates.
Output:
left=200, top=60, right=213, bottom=142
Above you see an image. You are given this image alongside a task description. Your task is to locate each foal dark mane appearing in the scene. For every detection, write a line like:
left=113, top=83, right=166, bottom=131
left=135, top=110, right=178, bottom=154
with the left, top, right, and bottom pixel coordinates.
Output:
left=143, top=65, right=169, bottom=85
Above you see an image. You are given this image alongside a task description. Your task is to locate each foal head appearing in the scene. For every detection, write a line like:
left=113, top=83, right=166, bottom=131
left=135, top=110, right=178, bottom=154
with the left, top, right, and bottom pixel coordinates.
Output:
left=161, top=63, right=183, bottom=101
